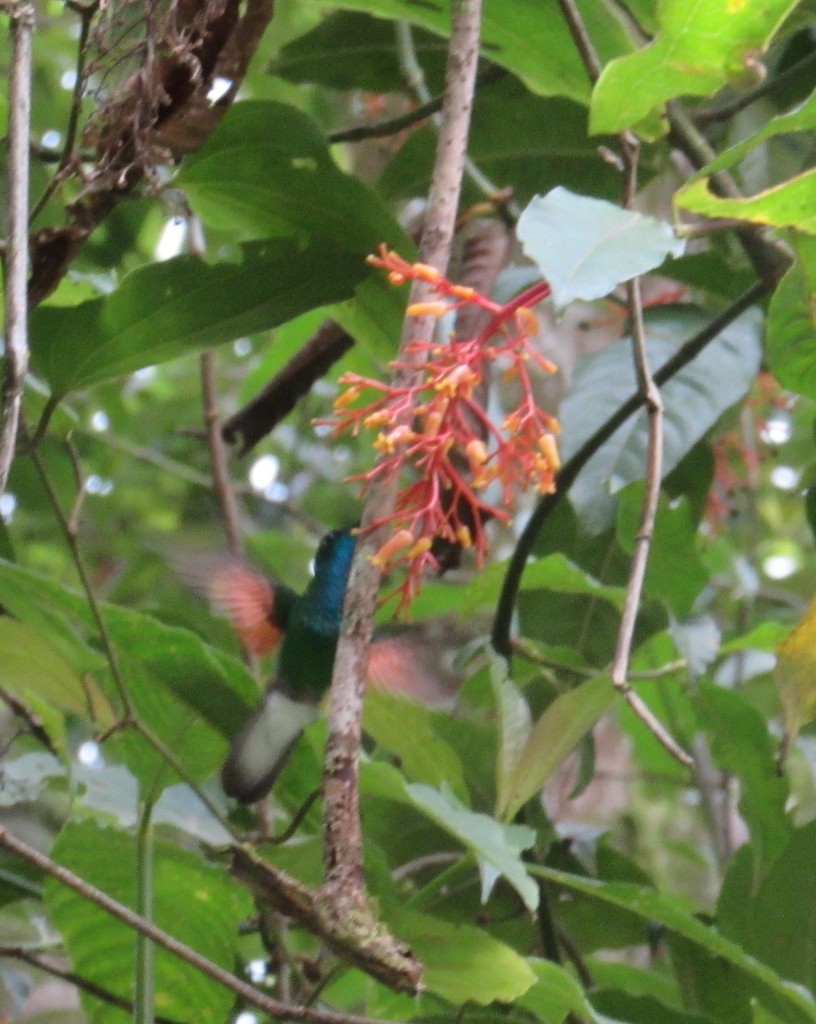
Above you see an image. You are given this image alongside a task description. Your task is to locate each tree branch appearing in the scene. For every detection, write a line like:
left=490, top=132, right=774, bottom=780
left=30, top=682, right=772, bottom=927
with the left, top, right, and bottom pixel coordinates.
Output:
left=0, top=944, right=185, bottom=1024
left=0, top=1, right=33, bottom=494
left=0, top=827, right=396, bottom=1024
left=328, top=64, right=507, bottom=145
left=319, top=0, right=483, bottom=992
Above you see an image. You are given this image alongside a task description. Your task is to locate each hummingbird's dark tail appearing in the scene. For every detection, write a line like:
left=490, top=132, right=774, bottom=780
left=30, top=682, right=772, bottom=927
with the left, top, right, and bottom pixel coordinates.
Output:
left=221, top=688, right=317, bottom=803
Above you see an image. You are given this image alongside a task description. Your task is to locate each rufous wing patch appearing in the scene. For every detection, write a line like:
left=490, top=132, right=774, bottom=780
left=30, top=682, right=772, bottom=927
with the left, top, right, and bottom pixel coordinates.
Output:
left=207, top=564, right=283, bottom=655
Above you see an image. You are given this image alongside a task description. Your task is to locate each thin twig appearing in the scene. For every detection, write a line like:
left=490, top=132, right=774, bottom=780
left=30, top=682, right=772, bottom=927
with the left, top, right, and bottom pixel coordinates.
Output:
left=0, top=945, right=185, bottom=1024
left=66, top=436, right=87, bottom=537
left=189, top=216, right=245, bottom=559
left=328, top=65, right=507, bottom=145
left=319, top=0, right=482, bottom=985
left=538, top=0, right=691, bottom=767
left=491, top=281, right=766, bottom=659
left=28, top=0, right=98, bottom=224
left=28, top=444, right=133, bottom=718
left=0, top=2, right=34, bottom=494
left=555, top=0, right=602, bottom=81
left=693, top=49, right=816, bottom=126
left=395, top=21, right=519, bottom=218
left=0, top=685, right=57, bottom=754
left=0, top=827, right=397, bottom=1024
left=132, top=720, right=239, bottom=841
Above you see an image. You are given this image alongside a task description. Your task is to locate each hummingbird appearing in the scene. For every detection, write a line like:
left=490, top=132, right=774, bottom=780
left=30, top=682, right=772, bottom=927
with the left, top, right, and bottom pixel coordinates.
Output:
left=206, top=528, right=462, bottom=802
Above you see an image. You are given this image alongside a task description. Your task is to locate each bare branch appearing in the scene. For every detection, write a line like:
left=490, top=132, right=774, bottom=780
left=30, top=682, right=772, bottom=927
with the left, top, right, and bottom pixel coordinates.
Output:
left=28, top=444, right=133, bottom=719
left=0, top=1, right=34, bottom=493
left=395, top=20, right=518, bottom=217
left=319, top=0, right=483, bottom=991
left=0, top=945, right=185, bottom=1024
left=0, top=826, right=397, bottom=1024
left=547, top=0, right=692, bottom=770
left=328, top=65, right=507, bottom=145
left=221, top=320, right=355, bottom=457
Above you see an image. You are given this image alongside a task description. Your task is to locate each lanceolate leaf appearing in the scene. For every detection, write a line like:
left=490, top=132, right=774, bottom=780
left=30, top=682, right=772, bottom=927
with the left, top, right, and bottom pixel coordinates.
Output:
left=695, top=83, right=816, bottom=177
left=30, top=239, right=369, bottom=396
left=489, top=650, right=533, bottom=822
left=0, top=618, right=113, bottom=725
left=718, top=822, right=816, bottom=993
left=560, top=306, right=763, bottom=534
left=498, top=674, right=614, bottom=822
left=590, top=0, right=799, bottom=133
left=518, top=189, right=684, bottom=309
left=532, top=865, right=816, bottom=1024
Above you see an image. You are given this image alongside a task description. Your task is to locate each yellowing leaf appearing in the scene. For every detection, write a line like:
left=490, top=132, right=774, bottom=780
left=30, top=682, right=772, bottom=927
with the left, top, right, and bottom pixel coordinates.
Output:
left=775, top=598, right=816, bottom=758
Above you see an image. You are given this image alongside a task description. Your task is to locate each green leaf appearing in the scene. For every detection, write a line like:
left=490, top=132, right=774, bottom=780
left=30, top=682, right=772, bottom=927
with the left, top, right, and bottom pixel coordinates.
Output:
left=696, top=683, right=790, bottom=878
left=695, top=83, right=816, bottom=178
left=301, top=0, right=634, bottom=104
left=617, top=488, right=708, bottom=617
left=405, top=782, right=538, bottom=911
left=271, top=12, right=448, bottom=91
left=30, top=239, right=369, bottom=396
left=518, top=188, right=684, bottom=309
left=363, top=691, right=469, bottom=802
left=331, top=272, right=406, bottom=361
left=721, top=621, right=791, bottom=654
left=531, top=864, right=816, bottom=1024
left=766, top=238, right=816, bottom=397
left=0, top=618, right=114, bottom=724
left=0, top=559, right=257, bottom=787
left=384, top=904, right=536, bottom=1005
left=489, top=650, right=533, bottom=822
left=412, top=551, right=627, bottom=620
left=44, top=821, right=249, bottom=1024
left=677, top=171, right=816, bottom=235
left=590, top=0, right=799, bottom=133
left=718, top=823, right=816, bottom=994
left=519, top=957, right=617, bottom=1024
left=498, top=674, right=614, bottom=822
left=177, top=101, right=408, bottom=250
left=560, top=306, right=763, bottom=533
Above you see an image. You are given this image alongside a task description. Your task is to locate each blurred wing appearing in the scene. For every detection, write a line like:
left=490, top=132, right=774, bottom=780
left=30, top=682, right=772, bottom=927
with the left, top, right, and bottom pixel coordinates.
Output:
left=182, top=558, right=295, bottom=655
left=367, top=630, right=462, bottom=708
left=221, top=688, right=317, bottom=803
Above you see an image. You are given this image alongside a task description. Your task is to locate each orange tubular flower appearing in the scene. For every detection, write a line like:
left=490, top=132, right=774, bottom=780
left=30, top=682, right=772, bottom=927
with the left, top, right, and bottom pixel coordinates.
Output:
left=323, top=245, right=560, bottom=613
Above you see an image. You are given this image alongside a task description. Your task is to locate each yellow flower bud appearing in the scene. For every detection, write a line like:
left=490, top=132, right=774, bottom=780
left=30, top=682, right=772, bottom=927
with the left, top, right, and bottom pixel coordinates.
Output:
left=407, top=301, right=448, bottom=317
left=369, top=529, right=415, bottom=569
left=537, top=433, right=561, bottom=470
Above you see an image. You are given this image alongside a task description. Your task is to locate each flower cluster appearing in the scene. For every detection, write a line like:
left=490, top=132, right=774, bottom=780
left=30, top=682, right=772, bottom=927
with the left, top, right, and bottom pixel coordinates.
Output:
left=327, top=246, right=561, bottom=611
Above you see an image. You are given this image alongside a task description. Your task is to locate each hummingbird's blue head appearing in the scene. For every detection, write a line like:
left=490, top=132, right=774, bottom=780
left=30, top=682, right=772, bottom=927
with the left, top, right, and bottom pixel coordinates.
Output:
left=306, top=528, right=357, bottom=620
